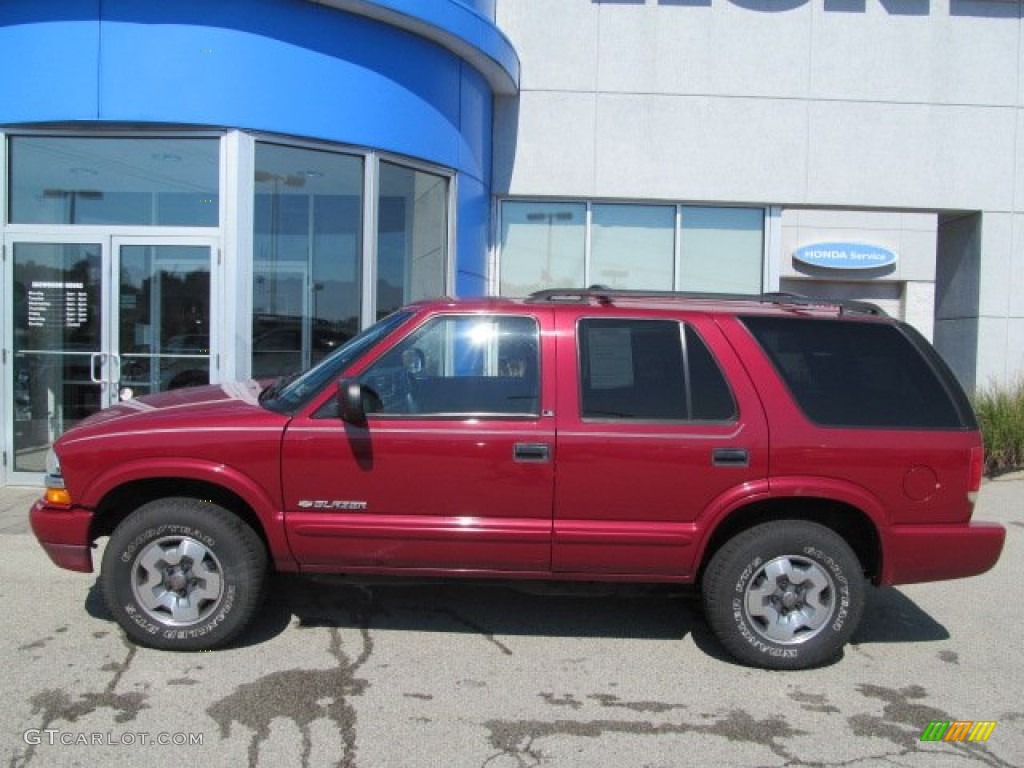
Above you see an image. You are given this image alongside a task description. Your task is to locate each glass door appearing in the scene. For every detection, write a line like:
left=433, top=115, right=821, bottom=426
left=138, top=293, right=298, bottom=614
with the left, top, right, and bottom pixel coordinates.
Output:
left=5, top=235, right=217, bottom=481
left=113, top=238, right=216, bottom=402
left=8, top=238, right=106, bottom=476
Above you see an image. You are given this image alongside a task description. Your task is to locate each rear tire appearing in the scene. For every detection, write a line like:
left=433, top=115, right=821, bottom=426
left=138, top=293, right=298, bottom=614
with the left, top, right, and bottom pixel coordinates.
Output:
left=100, top=498, right=267, bottom=651
left=702, top=520, right=865, bottom=670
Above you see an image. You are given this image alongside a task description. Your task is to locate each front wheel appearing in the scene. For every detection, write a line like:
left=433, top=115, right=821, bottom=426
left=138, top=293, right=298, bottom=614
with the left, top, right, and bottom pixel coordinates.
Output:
left=702, top=520, right=865, bottom=670
left=100, top=498, right=267, bottom=651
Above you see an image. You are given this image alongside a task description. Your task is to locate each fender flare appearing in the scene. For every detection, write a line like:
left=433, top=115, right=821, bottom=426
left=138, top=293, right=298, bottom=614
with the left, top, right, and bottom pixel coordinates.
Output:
left=78, top=458, right=295, bottom=570
left=692, top=475, right=888, bottom=573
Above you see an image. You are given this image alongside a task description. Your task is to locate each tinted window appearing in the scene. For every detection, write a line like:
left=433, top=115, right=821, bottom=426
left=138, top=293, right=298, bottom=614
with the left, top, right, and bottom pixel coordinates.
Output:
left=360, top=315, right=539, bottom=416
left=578, top=319, right=735, bottom=421
left=741, top=316, right=968, bottom=429
left=686, top=326, right=737, bottom=420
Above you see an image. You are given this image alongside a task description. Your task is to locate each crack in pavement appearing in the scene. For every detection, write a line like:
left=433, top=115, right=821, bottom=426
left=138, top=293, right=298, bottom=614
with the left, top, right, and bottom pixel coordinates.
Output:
left=845, top=684, right=1018, bottom=768
left=481, top=709, right=806, bottom=768
left=428, top=606, right=514, bottom=657
left=482, top=684, right=1019, bottom=768
left=206, top=585, right=374, bottom=768
left=10, top=632, right=144, bottom=768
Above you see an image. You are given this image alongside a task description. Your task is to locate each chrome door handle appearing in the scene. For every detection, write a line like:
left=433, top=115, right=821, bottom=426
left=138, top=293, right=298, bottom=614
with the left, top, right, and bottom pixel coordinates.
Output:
left=89, top=352, right=106, bottom=383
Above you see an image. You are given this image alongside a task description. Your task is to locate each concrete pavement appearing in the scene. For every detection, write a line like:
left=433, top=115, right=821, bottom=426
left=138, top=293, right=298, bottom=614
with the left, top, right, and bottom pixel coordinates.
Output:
left=0, top=486, right=42, bottom=535
left=1, top=474, right=1021, bottom=767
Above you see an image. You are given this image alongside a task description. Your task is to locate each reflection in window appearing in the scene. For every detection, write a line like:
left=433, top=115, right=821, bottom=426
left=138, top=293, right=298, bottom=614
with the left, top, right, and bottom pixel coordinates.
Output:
left=578, top=319, right=735, bottom=421
left=12, top=243, right=103, bottom=473
left=591, top=204, right=674, bottom=289
left=499, top=202, right=585, bottom=296
left=118, top=245, right=211, bottom=395
left=376, top=162, right=448, bottom=319
left=499, top=201, right=764, bottom=296
left=253, top=143, right=363, bottom=378
left=360, top=315, right=539, bottom=416
left=8, top=137, right=219, bottom=226
left=680, top=207, right=763, bottom=294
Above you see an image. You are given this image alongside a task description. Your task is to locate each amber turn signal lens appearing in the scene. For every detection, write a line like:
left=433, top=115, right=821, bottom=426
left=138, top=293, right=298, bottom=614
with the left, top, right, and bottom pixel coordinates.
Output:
left=44, top=487, right=73, bottom=507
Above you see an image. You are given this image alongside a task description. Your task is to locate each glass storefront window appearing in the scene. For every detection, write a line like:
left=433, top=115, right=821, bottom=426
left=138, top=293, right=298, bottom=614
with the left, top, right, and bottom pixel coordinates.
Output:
left=499, top=200, right=764, bottom=296
left=680, top=207, right=764, bottom=294
left=591, top=204, right=674, bottom=290
left=8, top=137, right=219, bottom=226
left=499, top=202, right=586, bottom=297
left=253, top=143, right=363, bottom=379
left=376, top=162, right=448, bottom=319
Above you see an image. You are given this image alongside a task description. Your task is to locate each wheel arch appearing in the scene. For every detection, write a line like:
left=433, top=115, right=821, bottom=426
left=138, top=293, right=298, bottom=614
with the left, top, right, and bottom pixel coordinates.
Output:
left=697, top=497, right=882, bottom=585
left=85, top=468, right=296, bottom=572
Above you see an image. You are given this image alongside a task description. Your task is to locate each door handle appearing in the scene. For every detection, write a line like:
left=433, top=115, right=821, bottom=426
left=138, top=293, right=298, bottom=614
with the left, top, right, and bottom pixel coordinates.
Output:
left=712, top=448, right=749, bottom=467
left=89, top=352, right=106, bottom=384
left=514, top=443, right=550, bottom=462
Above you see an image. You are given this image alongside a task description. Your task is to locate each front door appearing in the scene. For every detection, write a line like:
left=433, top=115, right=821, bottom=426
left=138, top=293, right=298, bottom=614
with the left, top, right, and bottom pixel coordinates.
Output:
left=281, top=311, right=556, bottom=572
left=5, top=236, right=216, bottom=480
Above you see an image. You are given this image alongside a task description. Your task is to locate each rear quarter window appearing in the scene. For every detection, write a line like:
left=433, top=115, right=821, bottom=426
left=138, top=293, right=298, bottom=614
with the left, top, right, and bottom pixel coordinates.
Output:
left=578, top=318, right=736, bottom=421
left=740, top=316, right=974, bottom=429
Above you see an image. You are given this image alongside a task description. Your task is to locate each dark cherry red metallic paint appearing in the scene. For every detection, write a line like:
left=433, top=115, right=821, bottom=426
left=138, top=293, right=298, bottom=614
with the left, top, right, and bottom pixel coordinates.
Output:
left=30, top=298, right=1004, bottom=587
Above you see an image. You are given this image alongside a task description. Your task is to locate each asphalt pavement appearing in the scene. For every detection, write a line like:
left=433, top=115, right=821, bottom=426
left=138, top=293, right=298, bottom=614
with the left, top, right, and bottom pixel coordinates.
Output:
left=1, top=477, right=1021, bottom=768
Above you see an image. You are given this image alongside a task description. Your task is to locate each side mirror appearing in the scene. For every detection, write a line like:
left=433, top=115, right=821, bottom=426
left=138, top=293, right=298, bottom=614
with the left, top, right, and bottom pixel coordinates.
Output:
left=337, top=379, right=366, bottom=425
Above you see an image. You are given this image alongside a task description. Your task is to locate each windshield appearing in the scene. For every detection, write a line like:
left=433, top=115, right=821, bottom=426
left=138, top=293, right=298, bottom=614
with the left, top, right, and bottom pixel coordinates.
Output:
left=260, top=310, right=413, bottom=413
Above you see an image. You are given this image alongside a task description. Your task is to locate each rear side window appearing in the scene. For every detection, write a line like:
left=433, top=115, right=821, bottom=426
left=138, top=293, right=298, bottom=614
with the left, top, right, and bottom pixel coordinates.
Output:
left=578, top=319, right=735, bottom=421
left=741, top=316, right=972, bottom=429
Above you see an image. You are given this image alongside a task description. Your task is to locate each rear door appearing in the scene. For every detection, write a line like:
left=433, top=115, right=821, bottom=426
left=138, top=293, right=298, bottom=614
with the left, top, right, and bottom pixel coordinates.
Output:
left=281, top=309, right=556, bottom=572
left=552, top=311, right=769, bottom=577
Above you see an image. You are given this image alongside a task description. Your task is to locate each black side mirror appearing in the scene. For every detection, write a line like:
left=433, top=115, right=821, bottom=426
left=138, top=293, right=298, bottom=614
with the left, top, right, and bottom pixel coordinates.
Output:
left=337, top=379, right=366, bottom=425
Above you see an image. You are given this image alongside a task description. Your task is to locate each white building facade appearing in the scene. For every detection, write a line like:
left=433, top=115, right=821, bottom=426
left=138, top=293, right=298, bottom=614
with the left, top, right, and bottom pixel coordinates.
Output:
left=1, top=0, right=1020, bottom=484
left=490, top=0, right=1024, bottom=392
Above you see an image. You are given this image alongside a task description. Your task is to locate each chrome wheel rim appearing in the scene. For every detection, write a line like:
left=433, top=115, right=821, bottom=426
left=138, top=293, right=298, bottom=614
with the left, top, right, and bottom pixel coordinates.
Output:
left=130, top=536, right=224, bottom=626
left=743, top=555, right=835, bottom=645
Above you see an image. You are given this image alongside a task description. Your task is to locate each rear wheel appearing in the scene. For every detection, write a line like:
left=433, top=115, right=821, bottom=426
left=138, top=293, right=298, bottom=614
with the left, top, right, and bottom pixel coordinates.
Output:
left=100, top=498, right=267, bottom=651
left=702, top=520, right=865, bottom=670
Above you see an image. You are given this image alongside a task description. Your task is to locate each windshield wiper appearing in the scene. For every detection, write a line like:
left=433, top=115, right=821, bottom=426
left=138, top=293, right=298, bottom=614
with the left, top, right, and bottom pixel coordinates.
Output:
left=258, top=372, right=300, bottom=404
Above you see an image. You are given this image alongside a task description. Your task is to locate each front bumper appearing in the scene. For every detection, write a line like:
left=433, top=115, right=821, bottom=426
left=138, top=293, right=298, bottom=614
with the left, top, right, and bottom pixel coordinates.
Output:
left=29, top=499, right=94, bottom=573
left=881, top=521, right=1006, bottom=586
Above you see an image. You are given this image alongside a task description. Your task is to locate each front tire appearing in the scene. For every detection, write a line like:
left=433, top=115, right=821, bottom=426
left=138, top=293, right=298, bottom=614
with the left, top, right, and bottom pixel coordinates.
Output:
left=100, top=498, right=267, bottom=651
left=702, top=520, right=865, bottom=670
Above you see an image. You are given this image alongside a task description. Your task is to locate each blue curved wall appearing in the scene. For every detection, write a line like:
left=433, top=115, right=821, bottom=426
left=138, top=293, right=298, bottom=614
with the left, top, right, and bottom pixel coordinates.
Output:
left=0, top=0, right=518, bottom=294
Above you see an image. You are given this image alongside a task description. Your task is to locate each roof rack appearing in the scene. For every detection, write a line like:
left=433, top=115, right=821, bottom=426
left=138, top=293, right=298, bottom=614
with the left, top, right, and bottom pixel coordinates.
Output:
left=525, top=287, right=887, bottom=316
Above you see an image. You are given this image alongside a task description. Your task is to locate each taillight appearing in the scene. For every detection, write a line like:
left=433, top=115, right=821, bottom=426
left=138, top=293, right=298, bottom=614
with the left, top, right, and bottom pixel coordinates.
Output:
left=968, top=445, right=984, bottom=504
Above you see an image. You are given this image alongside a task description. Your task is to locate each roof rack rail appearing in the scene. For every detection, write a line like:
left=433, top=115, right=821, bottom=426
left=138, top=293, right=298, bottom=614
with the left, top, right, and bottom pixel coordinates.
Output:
left=525, top=287, right=887, bottom=316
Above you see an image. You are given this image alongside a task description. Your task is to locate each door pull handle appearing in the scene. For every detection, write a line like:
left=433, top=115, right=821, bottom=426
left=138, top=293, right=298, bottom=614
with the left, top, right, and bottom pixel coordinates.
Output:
left=712, top=448, right=749, bottom=467
left=514, top=443, right=550, bottom=462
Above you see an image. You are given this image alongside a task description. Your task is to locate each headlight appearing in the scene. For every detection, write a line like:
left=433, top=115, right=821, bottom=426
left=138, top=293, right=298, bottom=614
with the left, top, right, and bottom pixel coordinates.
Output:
left=43, top=447, right=72, bottom=507
left=45, top=447, right=63, bottom=485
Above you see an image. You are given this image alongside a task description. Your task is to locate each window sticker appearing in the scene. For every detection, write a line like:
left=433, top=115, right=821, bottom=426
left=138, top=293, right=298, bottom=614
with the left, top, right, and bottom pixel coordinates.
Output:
left=588, top=327, right=634, bottom=389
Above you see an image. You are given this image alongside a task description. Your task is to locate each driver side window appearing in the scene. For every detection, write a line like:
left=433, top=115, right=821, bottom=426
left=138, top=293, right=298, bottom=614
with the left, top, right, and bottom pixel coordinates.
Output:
left=359, top=315, right=540, bottom=417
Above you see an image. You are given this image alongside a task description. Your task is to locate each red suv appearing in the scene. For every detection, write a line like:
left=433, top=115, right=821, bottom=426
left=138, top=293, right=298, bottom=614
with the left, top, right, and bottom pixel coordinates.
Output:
left=30, top=289, right=1005, bottom=669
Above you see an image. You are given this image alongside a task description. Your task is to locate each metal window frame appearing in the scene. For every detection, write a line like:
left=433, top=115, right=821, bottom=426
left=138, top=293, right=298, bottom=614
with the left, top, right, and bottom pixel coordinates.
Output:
left=495, top=197, right=770, bottom=296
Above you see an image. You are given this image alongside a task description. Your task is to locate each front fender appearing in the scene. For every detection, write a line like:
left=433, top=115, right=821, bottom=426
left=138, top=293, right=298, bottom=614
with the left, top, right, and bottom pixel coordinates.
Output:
left=75, top=458, right=295, bottom=571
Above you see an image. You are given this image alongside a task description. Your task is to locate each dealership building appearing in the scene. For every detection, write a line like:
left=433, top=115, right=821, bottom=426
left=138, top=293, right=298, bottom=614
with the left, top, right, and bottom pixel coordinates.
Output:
left=0, top=0, right=1021, bottom=484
